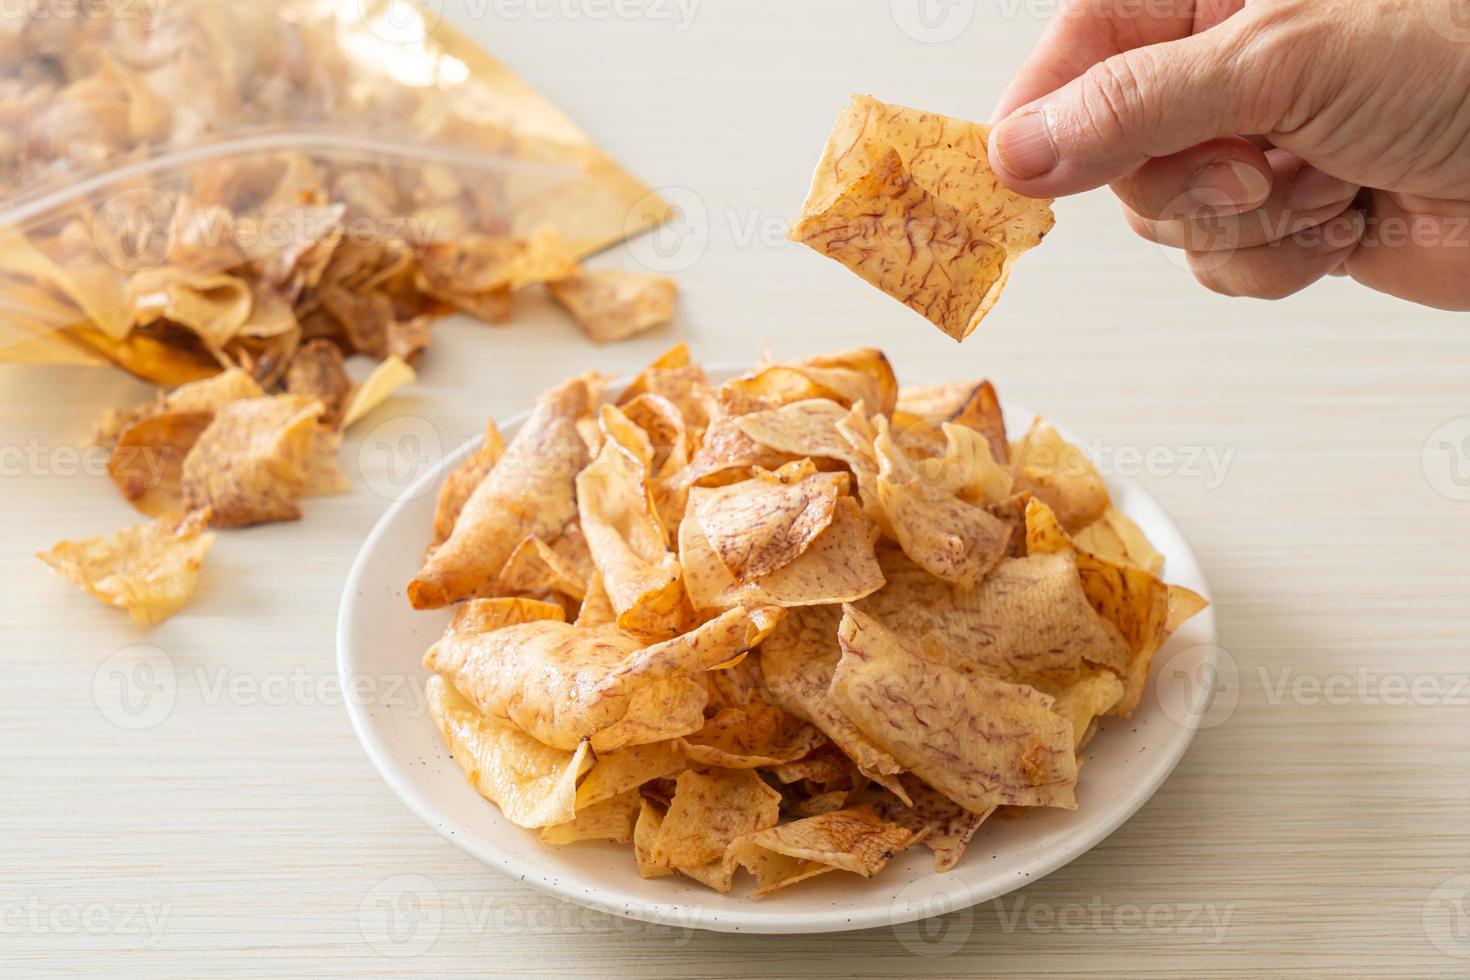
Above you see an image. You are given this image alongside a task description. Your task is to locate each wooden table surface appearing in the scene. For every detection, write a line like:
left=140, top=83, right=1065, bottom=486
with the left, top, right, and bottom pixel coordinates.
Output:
left=4, top=2, right=1469, bottom=976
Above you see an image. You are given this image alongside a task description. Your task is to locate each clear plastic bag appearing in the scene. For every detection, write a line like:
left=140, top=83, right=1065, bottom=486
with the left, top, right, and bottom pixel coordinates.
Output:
left=0, top=0, right=665, bottom=383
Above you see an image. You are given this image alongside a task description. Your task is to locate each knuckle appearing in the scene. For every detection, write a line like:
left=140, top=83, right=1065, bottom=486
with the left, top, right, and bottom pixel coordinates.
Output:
left=1078, top=53, right=1153, bottom=145
left=1222, top=5, right=1323, bottom=130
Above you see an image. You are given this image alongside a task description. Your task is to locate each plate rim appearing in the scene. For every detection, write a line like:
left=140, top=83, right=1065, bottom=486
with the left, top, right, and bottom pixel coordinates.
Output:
left=337, top=365, right=1219, bottom=935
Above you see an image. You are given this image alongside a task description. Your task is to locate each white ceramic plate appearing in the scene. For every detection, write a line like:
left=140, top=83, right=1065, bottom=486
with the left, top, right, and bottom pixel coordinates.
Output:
left=338, top=368, right=1218, bottom=935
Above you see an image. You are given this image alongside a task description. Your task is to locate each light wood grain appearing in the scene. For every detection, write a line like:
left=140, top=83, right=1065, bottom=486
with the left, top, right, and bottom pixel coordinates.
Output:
left=4, top=1, right=1469, bottom=976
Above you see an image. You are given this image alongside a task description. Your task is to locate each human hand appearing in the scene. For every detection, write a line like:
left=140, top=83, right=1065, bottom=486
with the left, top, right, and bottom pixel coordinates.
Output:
left=987, top=0, right=1470, bottom=308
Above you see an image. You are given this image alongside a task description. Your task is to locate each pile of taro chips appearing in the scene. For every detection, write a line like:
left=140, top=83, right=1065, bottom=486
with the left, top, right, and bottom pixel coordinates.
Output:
left=411, top=343, right=1208, bottom=896
left=0, top=0, right=671, bottom=381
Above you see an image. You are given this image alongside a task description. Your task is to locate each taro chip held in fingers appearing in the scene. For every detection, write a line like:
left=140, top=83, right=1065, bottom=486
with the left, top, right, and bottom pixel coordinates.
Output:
left=792, top=95, right=1053, bottom=341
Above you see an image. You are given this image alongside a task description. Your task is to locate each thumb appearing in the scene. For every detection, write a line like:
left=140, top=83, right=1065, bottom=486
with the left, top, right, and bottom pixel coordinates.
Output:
left=988, top=26, right=1273, bottom=198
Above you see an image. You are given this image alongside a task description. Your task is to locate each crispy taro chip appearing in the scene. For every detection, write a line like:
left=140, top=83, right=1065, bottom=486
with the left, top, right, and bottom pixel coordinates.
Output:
left=649, top=769, right=782, bottom=890
left=669, top=410, right=797, bottom=500
left=108, top=410, right=214, bottom=516
left=575, top=740, right=687, bottom=811
left=423, top=606, right=752, bottom=753
left=635, top=799, right=747, bottom=891
left=548, top=269, right=677, bottom=343
left=858, top=546, right=1130, bottom=686
left=770, top=743, right=859, bottom=788
left=426, top=675, right=591, bottom=829
left=448, top=596, right=567, bottom=635
left=163, top=367, right=267, bottom=414
left=576, top=404, right=684, bottom=640
left=793, top=95, right=1053, bottom=341
left=413, top=232, right=539, bottom=293
left=179, top=395, right=324, bottom=527
left=933, top=422, right=1014, bottom=507
left=498, top=533, right=589, bottom=600
left=792, top=149, right=1011, bottom=343
left=1025, top=498, right=1207, bottom=715
left=620, top=392, right=691, bottom=477
left=575, top=571, right=617, bottom=628
left=410, top=377, right=590, bottom=608
left=832, top=606, right=1078, bottom=811
left=1073, top=507, right=1165, bottom=576
left=340, top=354, right=416, bottom=430
left=896, top=379, right=1009, bottom=465
left=105, top=368, right=272, bottom=514
left=285, top=339, right=352, bottom=427
left=634, top=799, right=675, bottom=878
left=705, top=636, right=771, bottom=710
left=735, top=398, right=885, bottom=526
left=724, top=805, right=918, bottom=896
left=694, top=464, right=846, bottom=583
left=415, top=226, right=579, bottom=319
left=37, top=510, right=214, bottom=625
left=871, top=415, right=1010, bottom=587
left=874, top=776, right=994, bottom=872
left=126, top=268, right=253, bottom=347
left=798, top=95, right=1054, bottom=250
left=431, top=420, right=507, bottom=547
left=680, top=701, right=826, bottom=769
left=680, top=494, right=884, bottom=611
left=1051, top=670, right=1125, bottom=751
left=540, top=790, right=641, bottom=846
left=618, top=342, right=712, bottom=433
left=1010, top=419, right=1110, bottom=532
left=722, top=348, right=899, bottom=418
left=759, top=604, right=908, bottom=800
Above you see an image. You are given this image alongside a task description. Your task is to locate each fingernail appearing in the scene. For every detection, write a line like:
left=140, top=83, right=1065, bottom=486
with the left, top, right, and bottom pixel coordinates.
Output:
left=1313, top=207, right=1366, bottom=254
left=1185, top=161, right=1269, bottom=214
left=1288, top=166, right=1357, bottom=212
left=993, top=109, right=1058, bottom=179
